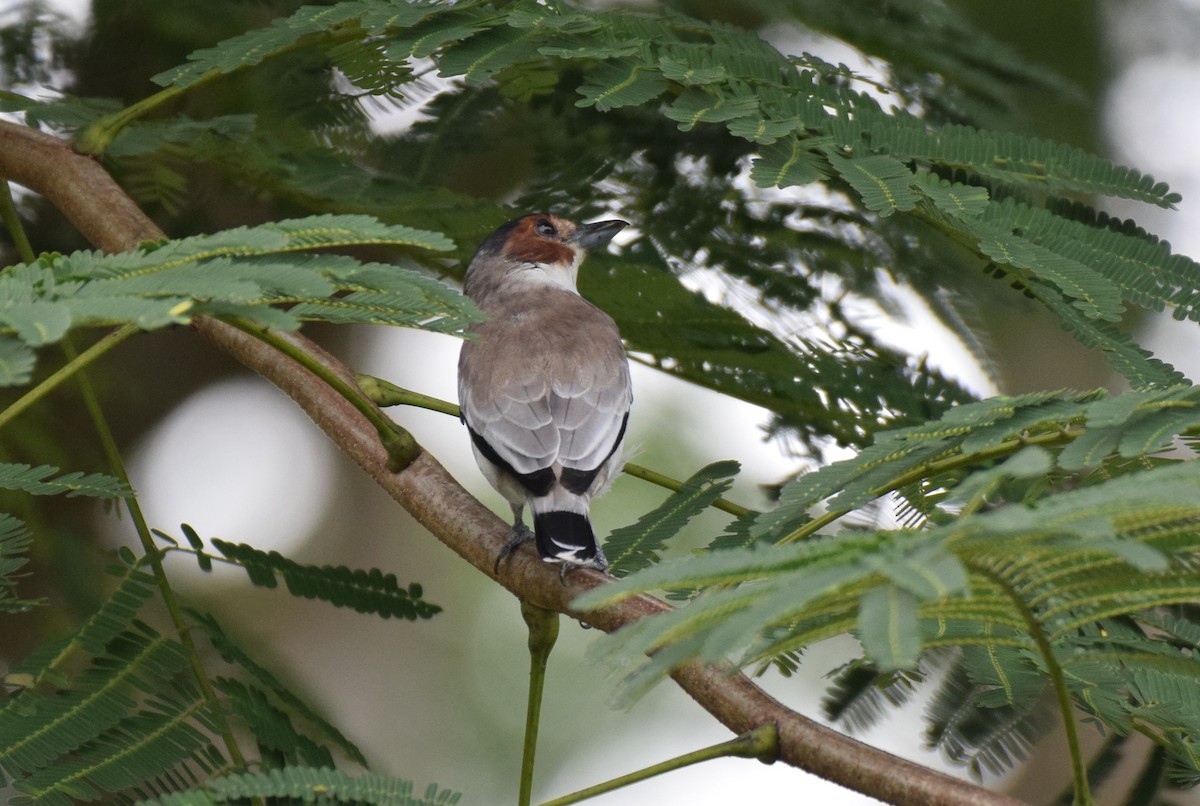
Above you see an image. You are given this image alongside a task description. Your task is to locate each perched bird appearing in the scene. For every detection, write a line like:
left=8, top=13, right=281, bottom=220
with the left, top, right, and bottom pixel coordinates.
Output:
left=458, top=213, right=631, bottom=574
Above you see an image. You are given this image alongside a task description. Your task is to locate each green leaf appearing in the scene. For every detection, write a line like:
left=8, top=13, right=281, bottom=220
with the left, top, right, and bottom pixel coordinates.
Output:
left=749, top=137, right=828, bottom=188
left=974, top=224, right=1125, bottom=322
left=575, top=61, right=667, bottom=111
left=858, top=584, right=921, bottom=671
left=0, top=515, right=36, bottom=614
left=0, top=334, right=36, bottom=385
left=105, top=115, right=258, bottom=157
left=604, top=461, right=740, bottom=577
left=151, top=2, right=380, bottom=88
left=210, top=539, right=442, bottom=621
left=867, top=545, right=968, bottom=600
left=0, top=463, right=130, bottom=498
left=188, top=610, right=366, bottom=766
left=663, top=89, right=758, bottom=132
left=437, top=25, right=545, bottom=85
left=137, top=767, right=462, bottom=806
left=0, top=216, right=472, bottom=385
left=826, top=152, right=919, bottom=215
left=914, top=171, right=990, bottom=218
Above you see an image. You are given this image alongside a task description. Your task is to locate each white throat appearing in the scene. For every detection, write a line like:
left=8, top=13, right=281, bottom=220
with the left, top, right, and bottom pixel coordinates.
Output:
left=514, top=250, right=585, bottom=294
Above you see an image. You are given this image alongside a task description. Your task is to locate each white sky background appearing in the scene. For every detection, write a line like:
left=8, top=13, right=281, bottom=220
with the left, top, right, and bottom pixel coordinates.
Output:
left=13, top=0, right=1200, bottom=802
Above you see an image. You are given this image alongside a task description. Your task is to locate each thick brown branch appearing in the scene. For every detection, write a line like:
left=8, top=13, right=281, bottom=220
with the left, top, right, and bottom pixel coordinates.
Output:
left=0, top=119, right=1025, bottom=806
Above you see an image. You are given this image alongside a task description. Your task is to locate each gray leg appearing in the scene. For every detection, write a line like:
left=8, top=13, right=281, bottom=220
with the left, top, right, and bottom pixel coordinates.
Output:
left=494, top=503, right=534, bottom=574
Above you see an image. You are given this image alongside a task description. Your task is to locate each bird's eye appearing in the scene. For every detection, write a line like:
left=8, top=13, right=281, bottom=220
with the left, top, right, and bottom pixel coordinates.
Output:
left=535, top=219, right=557, bottom=238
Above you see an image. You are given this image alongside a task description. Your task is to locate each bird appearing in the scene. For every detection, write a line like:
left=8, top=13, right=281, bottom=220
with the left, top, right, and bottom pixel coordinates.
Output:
left=458, top=212, right=631, bottom=575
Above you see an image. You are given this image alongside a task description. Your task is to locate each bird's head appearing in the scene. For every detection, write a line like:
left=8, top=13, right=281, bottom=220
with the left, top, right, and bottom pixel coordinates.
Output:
left=465, top=213, right=628, bottom=298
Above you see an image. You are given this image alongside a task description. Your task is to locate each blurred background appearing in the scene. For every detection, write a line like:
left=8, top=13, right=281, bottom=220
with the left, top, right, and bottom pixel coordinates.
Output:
left=4, top=0, right=1200, bottom=803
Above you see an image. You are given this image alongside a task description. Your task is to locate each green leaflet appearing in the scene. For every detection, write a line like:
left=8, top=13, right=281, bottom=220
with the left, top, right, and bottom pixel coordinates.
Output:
left=826, top=152, right=919, bottom=216
left=913, top=171, right=991, bottom=219
left=575, top=60, right=668, bottom=111
left=858, top=585, right=921, bottom=671
left=1, top=621, right=221, bottom=805
left=604, top=460, right=740, bottom=577
left=972, top=222, right=1125, bottom=322
left=749, top=137, right=828, bottom=188
left=0, top=463, right=129, bottom=498
left=750, top=387, right=1200, bottom=546
left=150, top=1, right=385, bottom=88
left=664, top=89, right=760, bottom=131
left=0, top=334, right=35, bottom=386
left=137, top=768, right=462, bottom=806
left=0, top=515, right=35, bottom=615
left=207, top=538, right=441, bottom=621
left=0, top=553, right=393, bottom=802
left=188, top=611, right=366, bottom=766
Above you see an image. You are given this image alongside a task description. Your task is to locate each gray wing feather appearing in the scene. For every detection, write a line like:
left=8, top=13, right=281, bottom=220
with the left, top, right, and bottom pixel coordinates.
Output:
left=555, top=363, right=631, bottom=470
left=462, top=362, right=629, bottom=478
left=463, top=388, right=557, bottom=474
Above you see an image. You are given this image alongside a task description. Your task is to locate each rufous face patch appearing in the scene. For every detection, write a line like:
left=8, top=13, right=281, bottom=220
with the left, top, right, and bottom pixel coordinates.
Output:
left=501, top=215, right=576, bottom=265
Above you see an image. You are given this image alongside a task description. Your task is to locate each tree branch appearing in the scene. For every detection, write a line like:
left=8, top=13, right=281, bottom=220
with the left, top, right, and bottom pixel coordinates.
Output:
left=0, top=118, right=1025, bottom=806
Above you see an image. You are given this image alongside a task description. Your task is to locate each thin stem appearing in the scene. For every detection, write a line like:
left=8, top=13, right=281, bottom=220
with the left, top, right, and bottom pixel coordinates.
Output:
left=356, top=373, right=460, bottom=417
left=355, top=373, right=757, bottom=517
left=62, top=337, right=250, bottom=769
left=969, top=561, right=1091, bottom=806
left=518, top=602, right=560, bottom=806
left=74, top=86, right=186, bottom=156
left=227, top=321, right=420, bottom=471
left=538, top=723, right=778, bottom=806
left=0, top=173, right=36, bottom=263
left=0, top=325, right=140, bottom=433
left=622, top=461, right=753, bottom=517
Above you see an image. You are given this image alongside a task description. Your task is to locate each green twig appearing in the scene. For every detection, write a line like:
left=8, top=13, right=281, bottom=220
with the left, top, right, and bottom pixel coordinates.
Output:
left=61, top=336, right=251, bottom=770
left=538, top=723, right=778, bottom=806
left=356, top=373, right=460, bottom=417
left=74, top=86, right=187, bottom=156
left=0, top=325, right=140, bottom=433
left=621, top=461, right=752, bottom=518
left=227, top=322, right=420, bottom=471
left=970, top=561, right=1091, bottom=806
left=519, top=602, right=560, bottom=806
left=355, top=373, right=756, bottom=516
left=0, top=171, right=36, bottom=263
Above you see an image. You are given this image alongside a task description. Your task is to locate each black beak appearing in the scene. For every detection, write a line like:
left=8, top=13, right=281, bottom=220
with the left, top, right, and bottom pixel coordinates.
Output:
left=571, top=219, right=628, bottom=252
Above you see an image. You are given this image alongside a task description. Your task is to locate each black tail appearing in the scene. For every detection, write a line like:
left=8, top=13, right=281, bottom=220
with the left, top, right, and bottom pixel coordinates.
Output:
left=534, top=511, right=601, bottom=566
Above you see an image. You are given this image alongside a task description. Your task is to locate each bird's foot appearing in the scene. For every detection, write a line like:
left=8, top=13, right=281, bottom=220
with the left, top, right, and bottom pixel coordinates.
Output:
left=551, top=552, right=610, bottom=583
left=493, top=522, right=534, bottom=574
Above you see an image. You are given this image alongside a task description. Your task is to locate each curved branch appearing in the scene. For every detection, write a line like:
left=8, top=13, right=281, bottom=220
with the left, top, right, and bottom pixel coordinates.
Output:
left=0, top=118, right=1025, bottom=806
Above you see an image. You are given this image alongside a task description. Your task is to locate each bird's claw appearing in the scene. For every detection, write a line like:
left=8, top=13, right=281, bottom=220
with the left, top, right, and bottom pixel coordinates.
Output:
left=553, top=550, right=610, bottom=583
left=493, top=522, right=534, bottom=574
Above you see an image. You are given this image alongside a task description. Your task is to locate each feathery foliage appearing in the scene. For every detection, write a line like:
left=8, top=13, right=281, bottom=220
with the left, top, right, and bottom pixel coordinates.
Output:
left=0, top=551, right=388, bottom=804
left=0, top=463, right=129, bottom=499
left=151, top=525, right=442, bottom=622
left=0, top=514, right=35, bottom=614
left=581, top=387, right=1200, bottom=785
left=135, top=767, right=461, bottom=806
left=0, top=214, right=474, bottom=386
left=10, top=0, right=1184, bottom=446
left=4, top=0, right=1200, bottom=803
